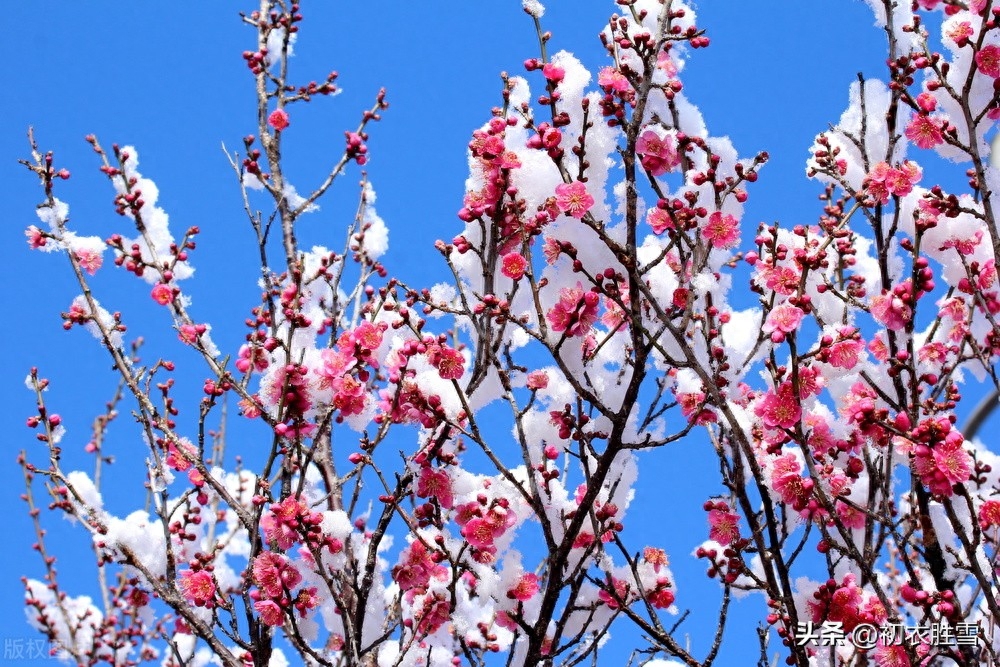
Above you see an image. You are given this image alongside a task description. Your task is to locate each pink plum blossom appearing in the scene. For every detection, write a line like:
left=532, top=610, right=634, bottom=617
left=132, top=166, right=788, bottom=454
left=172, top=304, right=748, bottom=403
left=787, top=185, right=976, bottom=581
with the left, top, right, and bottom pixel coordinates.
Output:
left=755, top=383, right=801, bottom=430
left=762, top=303, right=804, bottom=342
left=708, top=507, right=740, bottom=545
left=636, top=130, right=681, bottom=176
left=904, top=115, right=944, bottom=149
left=546, top=284, right=600, bottom=337
left=977, top=44, right=1000, bottom=78
left=501, top=252, right=528, bottom=280
left=554, top=181, right=594, bottom=219
left=179, top=570, right=215, bottom=607
left=701, top=211, right=739, bottom=249
left=526, top=370, right=549, bottom=390
left=151, top=284, right=173, bottom=305
left=268, top=108, right=290, bottom=131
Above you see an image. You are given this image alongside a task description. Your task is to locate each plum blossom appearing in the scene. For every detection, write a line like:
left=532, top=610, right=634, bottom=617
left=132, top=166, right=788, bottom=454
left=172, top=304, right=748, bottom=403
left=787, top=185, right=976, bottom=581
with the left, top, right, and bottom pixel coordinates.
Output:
left=416, top=466, right=453, bottom=509
left=430, top=344, right=464, bottom=380
left=648, top=586, right=676, bottom=609
left=904, top=115, right=944, bottom=149
left=179, top=570, right=215, bottom=607
left=870, top=291, right=912, bottom=331
left=913, top=432, right=972, bottom=497
left=268, top=108, right=290, bottom=131
left=415, top=595, right=451, bottom=635
left=597, top=577, right=632, bottom=609
left=795, top=364, right=825, bottom=398
left=636, top=130, right=681, bottom=176
left=554, top=181, right=594, bottom=219
left=392, top=539, right=443, bottom=592
left=546, top=283, right=600, bottom=336
left=252, top=551, right=302, bottom=598
left=762, top=304, right=804, bottom=342
left=648, top=206, right=674, bottom=234
left=254, top=599, right=285, bottom=627
left=178, top=323, right=206, bottom=345
left=946, top=20, right=974, bottom=47
left=770, top=453, right=811, bottom=507
left=657, top=51, right=678, bottom=77
left=463, top=517, right=501, bottom=550
left=915, top=92, right=936, bottom=112
left=597, top=66, right=630, bottom=93
left=980, top=500, right=1000, bottom=529
left=541, top=62, right=565, bottom=83
left=708, top=507, right=740, bottom=545
left=75, top=248, right=103, bottom=275
left=864, top=161, right=922, bottom=203
left=261, top=496, right=315, bottom=550
left=165, top=439, right=196, bottom=472
left=150, top=284, right=173, bottom=305
left=25, top=225, right=46, bottom=249
left=977, top=44, right=1000, bottom=78
left=501, top=252, right=528, bottom=280
left=542, top=236, right=563, bottom=264
left=507, top=573, right=540, bottom=601
left=526, top=370, right=549, bottom=389
left=755, top=383, right=801, bottom=430
left=807, top=574, right=885, bottom=633
left=701, top=211, right=739, bottom=249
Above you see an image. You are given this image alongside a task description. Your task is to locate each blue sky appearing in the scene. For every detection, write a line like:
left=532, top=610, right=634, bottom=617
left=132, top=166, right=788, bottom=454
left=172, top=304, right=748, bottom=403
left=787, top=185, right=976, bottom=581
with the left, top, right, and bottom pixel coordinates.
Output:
left=1, top=1, right=979, bottom=664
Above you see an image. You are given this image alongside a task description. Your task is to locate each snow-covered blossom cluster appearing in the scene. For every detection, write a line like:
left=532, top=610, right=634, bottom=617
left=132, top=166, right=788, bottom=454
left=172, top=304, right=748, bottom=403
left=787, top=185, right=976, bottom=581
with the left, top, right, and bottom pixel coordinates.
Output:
left=20, top=0, right=1000, bottom=666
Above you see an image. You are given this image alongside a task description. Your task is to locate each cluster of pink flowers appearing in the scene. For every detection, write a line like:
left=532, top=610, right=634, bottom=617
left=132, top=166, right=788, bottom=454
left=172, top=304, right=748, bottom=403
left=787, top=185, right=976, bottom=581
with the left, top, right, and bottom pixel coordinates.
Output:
left=251, top=551, right=316, bottom=627
left=261, top=495, right=322, bottom=550
left=262, top=363, right=314, bottom=426
left=806, top=574, right=886, bottom=635
left=344, top=131, right=368, bottom=165
left=769, top=453, right=813, bottom=513
left=597, top=577, right=633, bottom=609
left=415, top=467, right=455, bottom=516
left=597, top=66, right=631, bottom=94
left=525, top=121, right=564, bottom=159
left=863, top=160, right=921, bottom=204
left=427, top=341, right=465, bottom=381
left=635, top=129, right=681, bottom=176
left=315, top=320, right=385, bottom=418
left=869, top=280, right=918, bottom=331
left=641, top=547, right=676, bottom=609
left=909, top=417, right=973, bottom=497
left=378, top=377, right=440, bottom=428
left=674, top=387, right=716, bottom=425
left=392, top=539, right=447, bottom=592
left=178, top=323, right=207, bottom=345
left=546, top=283, right=600, bottom=337
left=27, top=0, right=1000, bottom=664
left=456, top=495, right=517, bottom=562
